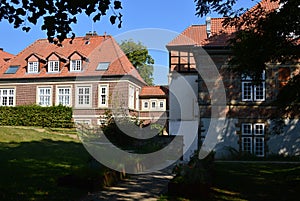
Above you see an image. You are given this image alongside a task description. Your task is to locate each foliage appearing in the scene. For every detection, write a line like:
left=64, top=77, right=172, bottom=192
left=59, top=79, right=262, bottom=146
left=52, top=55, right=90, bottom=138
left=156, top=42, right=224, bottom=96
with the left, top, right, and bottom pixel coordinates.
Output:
left=0, top=0, right=122, bottom=43
left=195, top=0, right=300, bottom=116
left=172, top=151, right=214, bottom=185
left=276, top=74, right=300, bottom=117
left=194, top=0, right=247, bottom=17
left=0, top=105, right=73, bottom=128
left=163, top=162, right=300, bottom=200
left=119, top=39, right=155, bottom=85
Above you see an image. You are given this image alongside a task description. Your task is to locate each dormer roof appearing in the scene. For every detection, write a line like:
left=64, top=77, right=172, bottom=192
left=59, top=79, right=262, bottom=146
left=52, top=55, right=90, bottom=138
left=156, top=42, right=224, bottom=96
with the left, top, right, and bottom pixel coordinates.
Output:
left=0, top=35, right=145, bottom=84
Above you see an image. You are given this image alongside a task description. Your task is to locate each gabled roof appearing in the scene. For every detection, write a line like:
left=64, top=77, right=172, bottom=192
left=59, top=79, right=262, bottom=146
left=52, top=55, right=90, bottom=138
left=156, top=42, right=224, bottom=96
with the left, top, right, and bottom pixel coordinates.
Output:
left=167, top=0, right=279, bottom=48
left=140, top=86, right=168, bottom=98
left=0, top=35, right=145, bottom=84
left=0, top=48, right=14, bottom=67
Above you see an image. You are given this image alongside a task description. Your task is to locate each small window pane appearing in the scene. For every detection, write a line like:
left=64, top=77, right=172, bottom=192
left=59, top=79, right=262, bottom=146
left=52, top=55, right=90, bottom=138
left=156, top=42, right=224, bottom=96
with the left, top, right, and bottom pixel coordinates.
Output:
left=96, top=62, right=110, bottom=71
left=5, top=66, right=19, bottom=74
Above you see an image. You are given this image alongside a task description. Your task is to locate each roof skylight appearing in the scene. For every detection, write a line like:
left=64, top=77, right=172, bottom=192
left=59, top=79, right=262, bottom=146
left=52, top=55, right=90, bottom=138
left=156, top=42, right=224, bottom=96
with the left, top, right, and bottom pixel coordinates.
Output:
left=5, top=66, right=19, bottom=74
left=96, top=62, right=110, bottom=71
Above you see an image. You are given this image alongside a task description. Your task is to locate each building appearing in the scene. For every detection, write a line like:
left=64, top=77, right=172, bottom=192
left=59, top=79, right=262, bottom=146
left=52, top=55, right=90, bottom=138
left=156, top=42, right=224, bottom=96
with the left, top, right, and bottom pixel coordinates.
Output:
left=0, top=33, right=158, bottom=125
left=167, top=0, right=300, bottom=159
left=0, top=48, right=14, bottom=67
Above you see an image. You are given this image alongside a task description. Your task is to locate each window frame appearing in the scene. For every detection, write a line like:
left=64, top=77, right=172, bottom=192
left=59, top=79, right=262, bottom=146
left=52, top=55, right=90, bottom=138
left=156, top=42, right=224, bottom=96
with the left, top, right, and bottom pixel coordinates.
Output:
left=98, top=84, right=109, bottom=108
left=56, top=86, right=72, bottom=106
left=37, top=86, right=52, bottom=106
left=241, top=71, right=266, bottom=102
left=70, top=60, right=82, bottom=72
left=0, top=88, right=16, bottom=106
left=241, top=123, right=265, bottom=157
left=128, top=85, right=135, bottom=110
left=48, top=60, right=60, bottom=73
left=142, top=100, right=149, bottom=111
left=75, top=85, right=92, bottom=108
left=28, top=61, right=39, bottom=73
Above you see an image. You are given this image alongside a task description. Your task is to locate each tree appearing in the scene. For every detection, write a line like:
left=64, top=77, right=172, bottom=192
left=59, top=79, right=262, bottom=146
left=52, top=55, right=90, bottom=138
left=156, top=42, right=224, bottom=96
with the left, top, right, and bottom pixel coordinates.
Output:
left=119, top=40, right=155, bottom=86
left=0, top=0, right=122, bottom=43
left=194, top=0, right=300, bottom=116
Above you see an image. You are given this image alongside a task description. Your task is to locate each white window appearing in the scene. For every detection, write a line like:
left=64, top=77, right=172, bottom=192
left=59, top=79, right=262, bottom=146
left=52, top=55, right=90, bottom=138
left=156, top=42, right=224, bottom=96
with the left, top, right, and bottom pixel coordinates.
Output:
left=135, top=88, right=140, bottom=110
left=76, top=86, right=91, bottom=107
left=151, top=101, right=156, bottom=109
left=241, top=72, right=265, bottom=101
left=71, top=60, right=82, bottom=72
left=57, top=87, right=71, bottom=106
left=159, top=101, right=164, bottom=108
left=99, top=84, right=109, bottom=108
left=241, top=123, right=265, bottom=157
left=128, top=85, right=135, bottom=109
left=38, top=87, right=52, bottom=106
left=28, top=61, right=39, bottom=73
left=242, top=82, right=253, bottom=101
left=254, top=83, right=265, bottom=101
left=48, top=61, right=59, bottom=72
left=0, top=88, right=15, bottom=106
left=142, top=100, right=149, bottom=110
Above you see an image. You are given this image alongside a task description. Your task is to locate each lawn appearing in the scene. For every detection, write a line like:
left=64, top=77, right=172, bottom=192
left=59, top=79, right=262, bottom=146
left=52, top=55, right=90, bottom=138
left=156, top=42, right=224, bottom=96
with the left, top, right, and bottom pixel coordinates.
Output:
left=160, top=161, right=300, bottom=201
left=0, top=126, right=109, bottom=201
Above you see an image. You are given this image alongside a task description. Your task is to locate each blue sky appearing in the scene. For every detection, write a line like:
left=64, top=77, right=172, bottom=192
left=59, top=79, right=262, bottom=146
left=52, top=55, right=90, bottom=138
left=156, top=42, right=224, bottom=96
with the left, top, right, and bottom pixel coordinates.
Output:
left=0, top=0, right=255, bottom=85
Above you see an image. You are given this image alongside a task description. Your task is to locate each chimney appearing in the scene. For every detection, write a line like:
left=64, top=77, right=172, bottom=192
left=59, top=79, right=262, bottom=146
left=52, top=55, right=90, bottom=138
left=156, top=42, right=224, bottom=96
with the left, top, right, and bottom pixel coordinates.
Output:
left=206, top=17, right=211, bottom=38
left=86, top=31, right=93, bottom=37
left=86, top=31, right=98, bottom=37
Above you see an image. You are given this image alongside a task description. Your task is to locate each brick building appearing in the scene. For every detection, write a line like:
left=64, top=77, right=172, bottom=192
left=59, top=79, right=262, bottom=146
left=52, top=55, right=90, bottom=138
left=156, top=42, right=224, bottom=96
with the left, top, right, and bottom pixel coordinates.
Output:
left=0, top=33, right=166, bottom=125
left=167, top=0, right=300, bottom=159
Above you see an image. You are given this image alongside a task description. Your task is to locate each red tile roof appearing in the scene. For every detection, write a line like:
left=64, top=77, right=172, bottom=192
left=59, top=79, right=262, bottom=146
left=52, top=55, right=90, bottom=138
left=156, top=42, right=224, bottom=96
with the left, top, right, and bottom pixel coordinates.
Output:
left=0, top=49, right=14, bottom=67
left=140, top=86, right=168, bottom=97
left=0, top=35, right=145, bottom=84
left=167, top=0, right=279, bottom=47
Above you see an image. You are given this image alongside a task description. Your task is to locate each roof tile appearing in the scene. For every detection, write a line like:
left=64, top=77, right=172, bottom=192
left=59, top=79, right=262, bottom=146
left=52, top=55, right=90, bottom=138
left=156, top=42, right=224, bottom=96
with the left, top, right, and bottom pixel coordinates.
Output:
left=167, top=0, right=279, bottom=47
left=0, top=35, right=145, bottom=84
left=0, top=49, right=14, bottom=67
left=140, top=86, right=168, bottom=97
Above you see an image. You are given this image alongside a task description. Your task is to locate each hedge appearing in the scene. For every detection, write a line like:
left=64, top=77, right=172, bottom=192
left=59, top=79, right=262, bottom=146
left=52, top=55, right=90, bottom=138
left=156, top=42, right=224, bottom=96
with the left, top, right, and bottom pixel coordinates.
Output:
left=0, top=105, right=74, bottom=128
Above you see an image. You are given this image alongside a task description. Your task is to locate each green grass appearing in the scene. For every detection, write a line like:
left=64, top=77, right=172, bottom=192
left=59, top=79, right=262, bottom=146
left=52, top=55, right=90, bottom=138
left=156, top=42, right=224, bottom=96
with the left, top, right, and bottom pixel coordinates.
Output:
left=0, top=126, right=106, bottom=201
left=160, top=162, right=300, bottom=201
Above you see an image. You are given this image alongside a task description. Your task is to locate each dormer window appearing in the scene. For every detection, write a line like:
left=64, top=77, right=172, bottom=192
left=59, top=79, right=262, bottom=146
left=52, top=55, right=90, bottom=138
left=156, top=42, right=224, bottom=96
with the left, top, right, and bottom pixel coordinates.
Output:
left=71, top=60, right=82, bottom=72
left=48, top=61, right=59, bottom=73
left=28, top=61, right=39, bottom=73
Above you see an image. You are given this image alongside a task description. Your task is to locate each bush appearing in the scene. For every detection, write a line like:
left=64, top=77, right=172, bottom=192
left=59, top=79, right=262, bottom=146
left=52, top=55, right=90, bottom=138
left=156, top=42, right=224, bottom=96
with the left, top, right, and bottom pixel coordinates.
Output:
left=0, top=105, right=73, bottom=128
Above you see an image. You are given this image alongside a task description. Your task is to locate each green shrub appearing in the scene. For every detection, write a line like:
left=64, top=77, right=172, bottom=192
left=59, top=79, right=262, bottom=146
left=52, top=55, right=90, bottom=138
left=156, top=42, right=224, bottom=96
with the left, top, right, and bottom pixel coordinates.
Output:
left=0, top=105, right=73, bottom=128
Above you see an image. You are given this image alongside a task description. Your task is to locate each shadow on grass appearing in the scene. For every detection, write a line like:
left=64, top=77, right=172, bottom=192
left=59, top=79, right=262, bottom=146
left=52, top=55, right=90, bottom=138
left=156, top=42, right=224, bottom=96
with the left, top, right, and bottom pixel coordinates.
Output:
left=212, top=162, right=300, bottom=201
left=0, top=139, right=106, bottom=201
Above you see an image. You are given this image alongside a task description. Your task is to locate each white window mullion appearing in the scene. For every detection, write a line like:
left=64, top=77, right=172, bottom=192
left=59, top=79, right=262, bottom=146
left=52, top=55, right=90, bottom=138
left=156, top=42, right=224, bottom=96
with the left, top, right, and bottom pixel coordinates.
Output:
left=128, top=85, right=135, bottom=109
left=28, top=61, right=39, bottom=73
left=242, top=82, right=253, bottom=101
left=99, top=84, right=109, bottom=108
left=254, top=82, right=265, bottom=101
left=0, top=88, right=15, bottom=106
left=71, top=60, right=82, bottom=72
left=56, top=87, right=71, bottom=106
left=254, top=137, right=265, bottom=157
left=76, top=86, right=91, bottom=107
left=38, top=87, right=52, bottom=106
